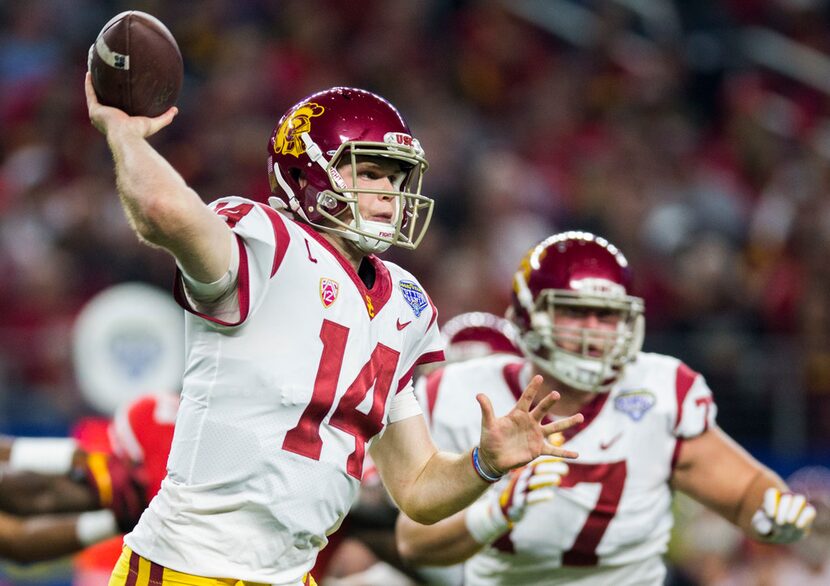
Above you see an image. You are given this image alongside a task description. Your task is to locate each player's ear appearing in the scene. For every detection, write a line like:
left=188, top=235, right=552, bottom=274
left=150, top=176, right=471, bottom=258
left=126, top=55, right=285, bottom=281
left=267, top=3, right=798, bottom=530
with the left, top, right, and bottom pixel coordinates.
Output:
left=291, top=168, right=308, bottom=189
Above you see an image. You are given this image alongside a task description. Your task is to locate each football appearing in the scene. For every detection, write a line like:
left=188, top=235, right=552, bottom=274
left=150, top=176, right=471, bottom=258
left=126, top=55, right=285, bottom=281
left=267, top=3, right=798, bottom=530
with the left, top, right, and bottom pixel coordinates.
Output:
left=88, top=11, right=183, bottom=117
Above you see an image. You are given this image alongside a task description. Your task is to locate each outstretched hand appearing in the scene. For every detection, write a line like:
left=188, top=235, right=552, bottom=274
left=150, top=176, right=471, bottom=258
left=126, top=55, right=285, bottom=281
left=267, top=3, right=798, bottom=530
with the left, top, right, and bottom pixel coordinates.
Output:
left=85, top=72, right=177, bottom=138
left=477, top=375, right=582, bottom=476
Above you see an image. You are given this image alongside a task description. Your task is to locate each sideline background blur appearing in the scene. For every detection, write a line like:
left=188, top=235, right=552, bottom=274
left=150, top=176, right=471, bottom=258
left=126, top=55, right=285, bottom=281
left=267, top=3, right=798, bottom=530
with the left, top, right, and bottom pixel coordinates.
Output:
left=0, top=0, right=828, bottom=582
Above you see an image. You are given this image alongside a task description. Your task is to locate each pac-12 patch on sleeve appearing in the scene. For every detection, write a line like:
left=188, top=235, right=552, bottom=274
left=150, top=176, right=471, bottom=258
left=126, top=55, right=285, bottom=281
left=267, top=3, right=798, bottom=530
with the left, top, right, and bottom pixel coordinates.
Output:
left=399, top=280, right=429, bottom=318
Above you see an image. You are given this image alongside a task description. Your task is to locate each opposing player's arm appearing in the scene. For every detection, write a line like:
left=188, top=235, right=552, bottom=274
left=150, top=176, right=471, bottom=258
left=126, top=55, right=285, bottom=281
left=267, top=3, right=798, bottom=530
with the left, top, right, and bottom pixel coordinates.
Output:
left=0, top=437, right=149, bottom=533
left=671, top=427, right=807, bottom=540
left=371, top=376, right=580, bottom=525
left=0, top=437, right=97, bottom=514
left=0, top=509, right=118, bottom=563
left=0, top=472, right=98, bottom=516
left=85, top=73, right=231, bottom=282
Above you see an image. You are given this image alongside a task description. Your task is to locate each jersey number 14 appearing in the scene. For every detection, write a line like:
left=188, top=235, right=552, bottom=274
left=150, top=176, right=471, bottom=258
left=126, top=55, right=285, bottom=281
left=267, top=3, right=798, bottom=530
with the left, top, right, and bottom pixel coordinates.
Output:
left=282, top=320, right=399, bottom=479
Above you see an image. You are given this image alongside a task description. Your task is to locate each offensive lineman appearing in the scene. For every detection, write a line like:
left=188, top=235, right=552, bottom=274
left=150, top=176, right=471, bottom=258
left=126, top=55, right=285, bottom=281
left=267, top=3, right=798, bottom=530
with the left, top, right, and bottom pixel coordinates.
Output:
left=85, top=75, right=583, bottom=586
left=397, top=231, right=817, bottom=585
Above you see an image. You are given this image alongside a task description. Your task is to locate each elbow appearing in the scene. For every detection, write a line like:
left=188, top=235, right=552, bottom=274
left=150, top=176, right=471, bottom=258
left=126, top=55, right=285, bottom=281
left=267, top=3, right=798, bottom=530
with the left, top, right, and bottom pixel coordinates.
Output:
left=396, top=486, right=454, bottom=526
left=398, top=502, right=442, bottom=526
left=128, top=193, right=167, bottom=243
left=134, top=192, right=190, bottom=246
left=411, top=510, right=443, bottom=526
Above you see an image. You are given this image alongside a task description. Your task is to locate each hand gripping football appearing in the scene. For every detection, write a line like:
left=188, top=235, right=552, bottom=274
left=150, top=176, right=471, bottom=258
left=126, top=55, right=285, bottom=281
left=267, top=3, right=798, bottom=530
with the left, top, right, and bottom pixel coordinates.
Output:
left=88, top=11, right=183, bottom=117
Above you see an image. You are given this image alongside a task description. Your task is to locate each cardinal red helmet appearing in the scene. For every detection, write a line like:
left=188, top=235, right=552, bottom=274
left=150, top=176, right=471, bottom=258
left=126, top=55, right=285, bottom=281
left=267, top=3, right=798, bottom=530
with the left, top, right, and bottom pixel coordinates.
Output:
left=510, top=232, right=645, bottom=392
left=108, top=393, right=178, bottom=500
left=267, top=87, right=433, bottom=253
left=442, top=312, right=521, bottom=363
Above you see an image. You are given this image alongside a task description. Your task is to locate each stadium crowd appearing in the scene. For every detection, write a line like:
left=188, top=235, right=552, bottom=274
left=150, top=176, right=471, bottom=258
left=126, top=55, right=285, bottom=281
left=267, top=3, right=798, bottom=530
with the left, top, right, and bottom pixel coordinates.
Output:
left=0, top=0, right=829, bottom=583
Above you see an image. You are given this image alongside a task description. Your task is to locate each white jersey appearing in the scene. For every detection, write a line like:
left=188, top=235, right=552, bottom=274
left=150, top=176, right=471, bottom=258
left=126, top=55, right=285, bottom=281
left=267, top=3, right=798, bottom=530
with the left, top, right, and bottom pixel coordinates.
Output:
left=416, top=352, right=717, bottom=586
left=127, top=197, right=444, bottom=584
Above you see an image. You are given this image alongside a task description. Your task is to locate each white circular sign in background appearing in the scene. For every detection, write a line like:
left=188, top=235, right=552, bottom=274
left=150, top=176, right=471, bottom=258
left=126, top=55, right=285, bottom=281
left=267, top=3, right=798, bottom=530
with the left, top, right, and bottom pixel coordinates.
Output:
left=72, top=282, right=184, bottom=414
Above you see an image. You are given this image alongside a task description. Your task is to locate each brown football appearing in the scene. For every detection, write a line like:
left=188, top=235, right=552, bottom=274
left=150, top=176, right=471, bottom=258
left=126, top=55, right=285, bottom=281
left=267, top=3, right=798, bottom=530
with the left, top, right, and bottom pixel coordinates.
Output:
left=88, top=11, right=183, bottom=117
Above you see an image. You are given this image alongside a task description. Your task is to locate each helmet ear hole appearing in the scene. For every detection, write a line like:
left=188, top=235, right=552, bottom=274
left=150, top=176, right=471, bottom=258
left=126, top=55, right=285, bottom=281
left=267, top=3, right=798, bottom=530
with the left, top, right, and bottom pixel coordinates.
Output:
left=289, top=167, right=308, bottom=189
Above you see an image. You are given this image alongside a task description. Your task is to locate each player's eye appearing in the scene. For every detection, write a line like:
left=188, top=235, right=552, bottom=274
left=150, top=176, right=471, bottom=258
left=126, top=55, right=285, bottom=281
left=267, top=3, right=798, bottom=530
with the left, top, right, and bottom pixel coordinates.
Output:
left=356, top=167, right=380, bottom=179
left=556, top=307, right=585, bottom=319
left=596, top=309, right=621, bottom=323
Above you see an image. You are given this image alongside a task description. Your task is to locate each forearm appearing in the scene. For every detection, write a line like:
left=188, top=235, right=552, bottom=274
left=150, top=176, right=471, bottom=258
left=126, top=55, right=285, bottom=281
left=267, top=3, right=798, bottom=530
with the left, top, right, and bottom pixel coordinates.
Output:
left=396, top=509, right=483, bottom=566
left=108, top=127, right=197, bottom=246
left=396, top=448, right=489, bottom=525
left=0, top=514, right=82, bottom=563
left=87, top=73, right=228, bottom=280
left=0, top=473, right=98, bottom=515
left=673, top=428, right=788, bottom=539
left=107, top=126, right=231, bottom=282
left=733, top=468, right=787, bottom=537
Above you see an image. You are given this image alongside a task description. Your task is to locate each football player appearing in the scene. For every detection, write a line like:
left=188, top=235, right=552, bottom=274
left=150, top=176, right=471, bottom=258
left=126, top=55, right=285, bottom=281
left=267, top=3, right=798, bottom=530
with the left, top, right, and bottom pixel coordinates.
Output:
left=85, top=76, right=584, bottom=586
left=0, top=459, right=119, bottom=564
left=73, top=392, right=179, bottom=585
left=396, top=231, right=817, bottom=585
left=0, top=393, right=174, bottom=564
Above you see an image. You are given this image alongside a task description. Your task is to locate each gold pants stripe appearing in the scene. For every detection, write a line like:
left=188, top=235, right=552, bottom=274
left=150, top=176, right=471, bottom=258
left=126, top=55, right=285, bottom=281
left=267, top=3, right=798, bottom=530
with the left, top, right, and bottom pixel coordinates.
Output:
left=109, top=547, right=317, bottom=586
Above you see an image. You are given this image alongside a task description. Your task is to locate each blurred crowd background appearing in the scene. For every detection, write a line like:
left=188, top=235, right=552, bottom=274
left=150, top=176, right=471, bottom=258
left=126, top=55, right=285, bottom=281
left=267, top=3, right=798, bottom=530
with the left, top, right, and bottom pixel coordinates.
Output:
left=1, top=0, right=830, bottom=583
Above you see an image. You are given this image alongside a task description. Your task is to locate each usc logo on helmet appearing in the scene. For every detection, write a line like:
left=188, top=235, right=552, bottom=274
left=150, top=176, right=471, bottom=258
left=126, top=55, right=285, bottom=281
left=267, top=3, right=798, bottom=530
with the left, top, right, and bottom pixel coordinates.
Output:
left=274, top=102, right=325, bottom=157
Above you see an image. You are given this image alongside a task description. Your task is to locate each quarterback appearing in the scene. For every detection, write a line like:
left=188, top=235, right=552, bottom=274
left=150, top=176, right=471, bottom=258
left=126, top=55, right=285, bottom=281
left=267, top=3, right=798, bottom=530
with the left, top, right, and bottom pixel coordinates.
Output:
left=397, top=232, right=817, bottom=585
left=85, top=75, right=583, bottom=586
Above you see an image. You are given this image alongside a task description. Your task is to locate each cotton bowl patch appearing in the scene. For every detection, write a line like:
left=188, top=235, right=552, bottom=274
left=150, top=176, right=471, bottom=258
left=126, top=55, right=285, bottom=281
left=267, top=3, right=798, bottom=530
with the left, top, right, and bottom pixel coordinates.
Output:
left=614, top=389, right=656, bottom=422
left=399, top=280, right=428, bottom=317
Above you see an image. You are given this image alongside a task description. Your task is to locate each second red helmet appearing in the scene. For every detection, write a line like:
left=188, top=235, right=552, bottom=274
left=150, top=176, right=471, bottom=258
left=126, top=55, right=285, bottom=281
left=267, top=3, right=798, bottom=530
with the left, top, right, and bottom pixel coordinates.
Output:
left=510, top=231, right=645, bottom=392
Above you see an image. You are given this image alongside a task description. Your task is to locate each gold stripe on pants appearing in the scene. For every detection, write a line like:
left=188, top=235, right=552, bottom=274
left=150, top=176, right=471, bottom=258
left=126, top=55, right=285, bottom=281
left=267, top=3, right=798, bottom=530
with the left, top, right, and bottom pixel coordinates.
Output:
left=108, top=547, right=317, bottom=586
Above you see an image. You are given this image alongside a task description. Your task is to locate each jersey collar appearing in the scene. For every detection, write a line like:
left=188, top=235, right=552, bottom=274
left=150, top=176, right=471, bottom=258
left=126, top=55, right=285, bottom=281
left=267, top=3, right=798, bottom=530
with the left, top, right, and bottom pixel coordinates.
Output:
left=296, top=221, right=392, bottom=319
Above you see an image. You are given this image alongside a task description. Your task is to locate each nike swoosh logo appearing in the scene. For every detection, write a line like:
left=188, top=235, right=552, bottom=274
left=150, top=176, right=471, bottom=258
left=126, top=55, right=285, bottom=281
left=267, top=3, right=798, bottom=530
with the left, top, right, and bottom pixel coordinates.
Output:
left=599, top=433, right=623, bottom=450
left=396, top=319, right=412, bottom=331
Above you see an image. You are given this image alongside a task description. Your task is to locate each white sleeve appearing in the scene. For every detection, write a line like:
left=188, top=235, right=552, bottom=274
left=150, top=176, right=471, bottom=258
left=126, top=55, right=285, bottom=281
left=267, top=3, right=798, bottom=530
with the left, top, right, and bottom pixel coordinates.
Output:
left=173, top=197, right=292, bottom=327
left=178, top=229, right=239, bottom=301
left=9, top=437, right=79, bottom=474
left=673, top=363, right=718, bottom=439
left=387, top=382, right=423, bottom=423
left=178, top=230, right=241, bottom=322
